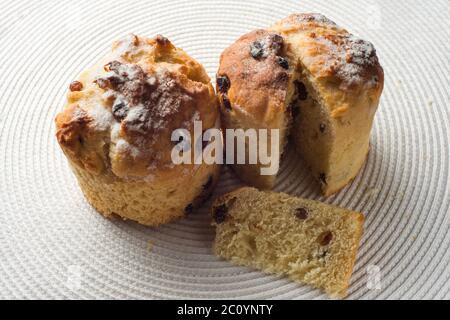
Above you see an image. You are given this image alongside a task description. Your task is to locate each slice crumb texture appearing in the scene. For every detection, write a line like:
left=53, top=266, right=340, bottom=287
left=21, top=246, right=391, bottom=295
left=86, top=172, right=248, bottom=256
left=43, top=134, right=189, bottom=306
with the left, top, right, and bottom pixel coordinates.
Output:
left=212, top=187, right=364, bottom=298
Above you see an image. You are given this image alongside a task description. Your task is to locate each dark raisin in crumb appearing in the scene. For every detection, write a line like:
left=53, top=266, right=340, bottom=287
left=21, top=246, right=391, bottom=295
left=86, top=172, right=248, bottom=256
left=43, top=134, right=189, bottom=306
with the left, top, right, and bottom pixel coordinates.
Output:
left=276, top=56, right=289, bottom=69
left=213, top=204, right=228, bottom=224
left=286, top=101, right=292, bottom=114
left=94, top=78, right=114, bottom=90
left=222, top=94, right=232, bottom=110
left=202, top=175, right=213, bottom=190
left=104, top=60, right=122, bottom=72
left=295, top=80, right=308, bottom=100
left=69, top=81, right=83, bottom=92
left=319, top=173, right=327, bottom=185
left=216, top=75, right=230, bottom=93
left=184, top=203, right=194, bottom=215
left=318, top=231, right=333, bottom=246
left=295, top=207, right=309, bottom=220
left=289, top=101, right=300, bottom=119
left=319, top=123, right=326, bottom=133
left=320, top=250, right=328, bottom=258
left=250, top=40, right=264, bottom=59
left=111, top=99, right=129, bottom=121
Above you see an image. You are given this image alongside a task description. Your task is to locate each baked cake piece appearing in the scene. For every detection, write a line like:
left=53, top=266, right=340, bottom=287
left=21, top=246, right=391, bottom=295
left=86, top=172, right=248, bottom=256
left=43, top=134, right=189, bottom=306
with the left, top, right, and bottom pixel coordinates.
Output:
left=212, top=187, right=364, bottom=298
left=217, top=13, right=384, bottom=195
left=56, top=34, right=220, bottom=226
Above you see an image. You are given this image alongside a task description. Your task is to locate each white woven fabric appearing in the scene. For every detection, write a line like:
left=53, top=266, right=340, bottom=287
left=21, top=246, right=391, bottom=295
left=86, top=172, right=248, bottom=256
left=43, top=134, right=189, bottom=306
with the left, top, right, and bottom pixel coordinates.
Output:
left=0, top=0, right=448, bottom=299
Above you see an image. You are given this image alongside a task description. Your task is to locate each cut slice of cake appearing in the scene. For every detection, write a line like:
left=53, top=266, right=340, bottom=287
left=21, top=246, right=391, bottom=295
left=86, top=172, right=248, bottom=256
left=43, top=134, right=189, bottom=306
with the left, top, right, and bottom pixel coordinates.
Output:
left=212, top=187, right=364, bottom=298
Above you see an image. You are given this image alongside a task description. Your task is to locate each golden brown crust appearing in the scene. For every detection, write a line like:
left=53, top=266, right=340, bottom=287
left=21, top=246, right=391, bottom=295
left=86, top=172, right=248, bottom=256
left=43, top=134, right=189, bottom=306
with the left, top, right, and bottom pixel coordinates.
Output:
left=270, top=13, right=384, bottom=94
left=339, top=211, right=364, bottom=297
left=55, top=104, right=108, bottom=174
left=71, top=159, right=220, bottom=226
left=217, top=29, right=291, bottom=126
left=56, top=34, right=218, bottom=179
left=55, top=34, right=220, bottom=226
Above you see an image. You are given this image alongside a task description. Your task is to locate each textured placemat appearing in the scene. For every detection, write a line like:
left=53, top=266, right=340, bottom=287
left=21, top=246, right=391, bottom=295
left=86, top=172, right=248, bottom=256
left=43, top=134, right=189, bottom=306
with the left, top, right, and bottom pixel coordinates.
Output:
left=0, top=0, right=449, bottom=299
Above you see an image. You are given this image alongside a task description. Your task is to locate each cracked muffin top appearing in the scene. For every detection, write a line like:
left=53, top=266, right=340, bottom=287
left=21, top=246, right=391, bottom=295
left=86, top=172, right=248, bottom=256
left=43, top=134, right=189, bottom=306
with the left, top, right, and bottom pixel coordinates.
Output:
left=56, top=34, right=218, bottom=179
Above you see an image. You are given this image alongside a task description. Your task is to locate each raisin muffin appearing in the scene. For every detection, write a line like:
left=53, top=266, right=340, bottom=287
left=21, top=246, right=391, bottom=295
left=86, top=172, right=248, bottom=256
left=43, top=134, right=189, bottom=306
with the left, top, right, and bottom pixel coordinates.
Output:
left=217, top=13, right=384, bottom=195
left=56, top=34, right=220, bottom=226
left=212, top=187, right=364, bottom=298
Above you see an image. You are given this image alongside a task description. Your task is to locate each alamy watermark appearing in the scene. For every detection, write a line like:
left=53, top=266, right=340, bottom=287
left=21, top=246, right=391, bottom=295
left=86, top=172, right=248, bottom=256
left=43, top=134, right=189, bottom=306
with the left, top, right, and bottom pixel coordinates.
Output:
left=366, top=265, right=382, bottom=290
left=365, top=2, right=382, bottom=30
left=171, top=121, right=280, bottom=176
left=66, top=265, right=83, bottom=291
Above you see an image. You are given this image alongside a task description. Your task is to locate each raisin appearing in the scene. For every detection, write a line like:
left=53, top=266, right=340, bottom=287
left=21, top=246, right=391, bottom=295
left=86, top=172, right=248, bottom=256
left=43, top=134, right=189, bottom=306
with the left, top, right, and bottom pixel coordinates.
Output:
left=222, top=94, right=232, bottom=110
left=292, top=106, right=300, bottom=119
left=250, top=40, right=264, bottom=59
left=270, top=34, right=284, bottom=54
left=216, top=75, right=230, bottom=93
left=289, top=101, right=300, bottom=119
left=318, top=231, right=333, bottom=246
left=184, top=203, right=194, bottom=215
left=69, top=81, right=83, bottom=92
left=111, top=99, right=129, bottom=121
left=320, top=249, right=328, bottom=258
left=251, top=35, right=284, bottom=59
left=155, top=34, right=169, bottom=46
left=95, top=75, right=123, bottom=90
left=295, top=80, right=308, bottom=100
left=319, top=173, right=327, bottom=185
left=202, top=175, right=213, bottom=190
left=319, top=123, right=326, bottom=133
left=131, top=34, right=140, bottom=46
left=213, top=204, right=228, bottom=224
left=104, top=60, right=122, bottom=73
left=94, top=78, right=110, bottom=90
left=295, top=207, right=309, bottom=220
left=276, top=56, right=289, bottom=69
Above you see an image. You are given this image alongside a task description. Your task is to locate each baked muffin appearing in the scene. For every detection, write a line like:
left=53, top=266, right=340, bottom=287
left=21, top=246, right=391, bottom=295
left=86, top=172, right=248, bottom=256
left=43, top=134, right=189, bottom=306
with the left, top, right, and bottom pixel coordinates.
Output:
left=212, top=187, right=364, bottom=298
left=56, top=34, right=220, bottom=226
left=217, top=13, right=384, bottom=195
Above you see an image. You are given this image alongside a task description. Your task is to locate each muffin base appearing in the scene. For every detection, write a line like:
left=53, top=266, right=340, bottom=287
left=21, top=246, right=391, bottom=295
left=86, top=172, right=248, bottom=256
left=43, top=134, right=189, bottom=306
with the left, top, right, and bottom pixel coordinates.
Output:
left=70, top=162, right=220, bottom=226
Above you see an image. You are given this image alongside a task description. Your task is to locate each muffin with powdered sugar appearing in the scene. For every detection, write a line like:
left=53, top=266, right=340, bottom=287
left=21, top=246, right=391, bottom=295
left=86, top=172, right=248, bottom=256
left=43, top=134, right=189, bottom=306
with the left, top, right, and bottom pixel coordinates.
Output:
left=56, top=34, right=220, bottom=226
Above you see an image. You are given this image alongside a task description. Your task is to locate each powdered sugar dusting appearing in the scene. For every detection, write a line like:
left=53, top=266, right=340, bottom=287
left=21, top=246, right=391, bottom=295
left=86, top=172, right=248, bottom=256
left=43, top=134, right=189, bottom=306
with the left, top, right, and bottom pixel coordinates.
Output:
left=295, top=13, right=336, bottom=26
left=113, top=34, right=153, bottom=60
left=120, top=68, right=193, bottom=136
left=312, top=33, right=378, bottom=88
left=94, top=61, right=190, bottom=137
left=123, top=104, right=147, bottom=134
left=340, top=36, right=377, bottom=86
left=115, top=138, right=141, bottom=158
left=110, top=122, right=121, bottom=141
left=273, top=13, right=381, bottom=88
left=87, top=104, right=114, bottom=131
